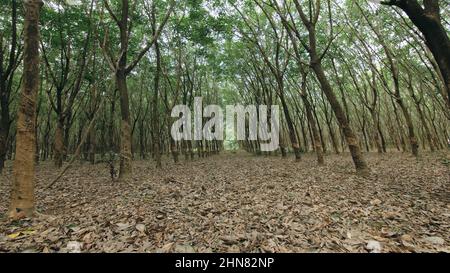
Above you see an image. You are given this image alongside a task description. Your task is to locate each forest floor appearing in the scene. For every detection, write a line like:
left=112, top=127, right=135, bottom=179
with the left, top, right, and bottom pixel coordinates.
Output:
left=0, top=151, right=449, bottom=253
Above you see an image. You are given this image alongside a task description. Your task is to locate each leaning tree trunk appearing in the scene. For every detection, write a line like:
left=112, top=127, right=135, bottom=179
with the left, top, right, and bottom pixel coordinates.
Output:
left=396, top=98, right=419, bottom=156
left=278, top=85, right=301, bottom=160
left=9, top=0, right=43, bottom=219
left=312, top=61, right=369, bottom=174
left=294, top=3, right=368, bottom=167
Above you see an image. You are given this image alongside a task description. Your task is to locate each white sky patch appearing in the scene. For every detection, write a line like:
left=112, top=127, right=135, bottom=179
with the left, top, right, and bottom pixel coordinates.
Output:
left=66, top=0, right=82, bottom=6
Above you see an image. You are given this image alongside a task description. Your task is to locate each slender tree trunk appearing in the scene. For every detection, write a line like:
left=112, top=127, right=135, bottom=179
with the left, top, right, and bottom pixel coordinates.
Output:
left=416, top=101, right=435, bottom=151
left=299, top=116, right=309, bottom=152
left=139, top=120, right=146, bottom=159
left=9, top=0, right=43, bottom=219
left=109, top=88, right=117, bottom=153
left=0, top=105, right=9, bottom=173
left=63, top=110, right=72, bottom=159
left=88, top=123, right=96, bottom=164
left=370, top=110, right=383, bottom=153
left=152, top=6, right=162, bottom=168
left=313, top=107, right=327, bottom=153
left=0, top=78, right=10, bottom=171
left=116, top=70, right=133, bottom=180
left=378, top=121, right=387, bottom=153
left=278, top=88, right=301, bottom=160
left=301, top=94, right=324, bottom=165
left=326, top=117, right=340, bottom=154
left=397, top=98, right=419, bottom=156
left=54, top=119, right=64, bottom=168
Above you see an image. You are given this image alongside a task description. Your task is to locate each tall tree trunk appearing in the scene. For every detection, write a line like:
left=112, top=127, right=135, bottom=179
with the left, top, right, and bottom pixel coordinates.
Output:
left=116, top=70, right=133, bottom=180
left=152, top=5, right=162, bottom=168
left=278, top=88, right=301, bottom=160
left=9, top=0, right=43, bottom=219
left=290, top=2, right=366, bottom=168
left=301, top=94, right=324, bottom=165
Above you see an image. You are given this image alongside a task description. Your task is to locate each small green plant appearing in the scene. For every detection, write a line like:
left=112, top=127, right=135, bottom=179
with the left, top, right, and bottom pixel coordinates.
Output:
left=441, top=158, right=450, bottom=166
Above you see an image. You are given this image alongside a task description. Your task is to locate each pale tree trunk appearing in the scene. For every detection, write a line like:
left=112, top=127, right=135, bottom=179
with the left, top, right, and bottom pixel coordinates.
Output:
left=9, top=0, right=43, bottom=219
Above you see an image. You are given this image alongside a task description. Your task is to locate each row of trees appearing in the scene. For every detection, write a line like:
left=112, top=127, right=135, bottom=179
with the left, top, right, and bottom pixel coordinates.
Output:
left=2, top=0, right=449, bottom=218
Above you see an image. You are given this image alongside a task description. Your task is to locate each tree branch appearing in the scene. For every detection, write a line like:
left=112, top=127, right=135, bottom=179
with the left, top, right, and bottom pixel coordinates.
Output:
left=125, top=1, right=176, bottom=74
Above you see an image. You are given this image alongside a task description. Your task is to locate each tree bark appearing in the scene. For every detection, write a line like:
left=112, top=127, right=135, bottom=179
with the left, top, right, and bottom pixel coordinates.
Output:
left=151, top=4, right=162, bottom=168
left=9, top=0, right=43, bottom=219
left=312, top=61, right=369, bottom=173
left=116, top=70, right=133, bottom=180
